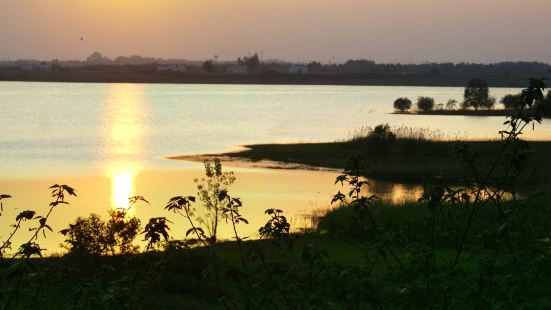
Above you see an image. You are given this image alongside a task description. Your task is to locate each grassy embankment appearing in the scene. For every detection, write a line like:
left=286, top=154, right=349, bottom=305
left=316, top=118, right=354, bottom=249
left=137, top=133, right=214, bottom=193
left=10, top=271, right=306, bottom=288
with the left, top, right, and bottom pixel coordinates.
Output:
left=174, top=133, right=551, bottom=189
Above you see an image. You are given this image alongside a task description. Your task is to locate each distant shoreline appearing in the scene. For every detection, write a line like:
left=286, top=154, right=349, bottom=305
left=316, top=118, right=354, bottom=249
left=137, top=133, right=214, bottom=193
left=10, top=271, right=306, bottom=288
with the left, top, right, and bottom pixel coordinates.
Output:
left=0, top=68, right=541, bottom=87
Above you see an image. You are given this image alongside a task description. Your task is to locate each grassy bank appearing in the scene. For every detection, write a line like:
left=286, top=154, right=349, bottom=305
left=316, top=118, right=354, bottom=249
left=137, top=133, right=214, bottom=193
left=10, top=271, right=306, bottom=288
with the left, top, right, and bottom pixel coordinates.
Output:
left=174, top=138, right=551, bottom=188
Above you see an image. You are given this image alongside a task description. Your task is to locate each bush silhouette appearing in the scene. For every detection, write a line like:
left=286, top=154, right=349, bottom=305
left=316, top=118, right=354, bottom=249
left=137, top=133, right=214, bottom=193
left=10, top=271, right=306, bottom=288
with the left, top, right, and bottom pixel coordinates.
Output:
left=393, top=97, right=412, bottom=112
left=417, top=96, right=435, bottom=112
left=61, top=210, right=141, bottom=255
left=501, top=93, right=522, bottom=109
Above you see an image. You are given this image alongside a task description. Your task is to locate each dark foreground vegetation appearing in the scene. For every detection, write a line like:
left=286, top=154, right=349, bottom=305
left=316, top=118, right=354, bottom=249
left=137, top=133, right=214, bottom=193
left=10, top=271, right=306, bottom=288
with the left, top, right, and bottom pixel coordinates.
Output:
left=1, top=79, right=551, bottom=309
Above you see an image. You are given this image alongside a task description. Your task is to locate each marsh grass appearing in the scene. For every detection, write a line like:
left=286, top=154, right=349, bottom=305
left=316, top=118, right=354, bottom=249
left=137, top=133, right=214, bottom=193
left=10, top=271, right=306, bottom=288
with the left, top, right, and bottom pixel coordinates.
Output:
left=345, top=125, right=453, bottom=142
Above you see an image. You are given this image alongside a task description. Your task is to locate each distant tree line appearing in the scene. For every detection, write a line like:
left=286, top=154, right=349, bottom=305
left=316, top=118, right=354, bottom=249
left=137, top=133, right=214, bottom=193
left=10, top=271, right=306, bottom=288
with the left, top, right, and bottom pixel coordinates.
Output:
left=4, top=52, right=550, bottom=77
left=305, top=60, right=551, bottom=75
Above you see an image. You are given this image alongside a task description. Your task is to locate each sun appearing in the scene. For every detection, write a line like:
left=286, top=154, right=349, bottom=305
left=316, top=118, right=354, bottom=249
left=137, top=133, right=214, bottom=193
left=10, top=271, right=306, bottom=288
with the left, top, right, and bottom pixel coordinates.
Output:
left=112, top=171, right=133, bottom=209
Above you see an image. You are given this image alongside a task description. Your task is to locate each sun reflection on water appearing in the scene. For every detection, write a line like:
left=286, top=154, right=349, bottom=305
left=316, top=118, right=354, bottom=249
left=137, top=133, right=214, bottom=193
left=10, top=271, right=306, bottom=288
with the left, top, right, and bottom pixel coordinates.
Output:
left=101, top=84, right=148, bottom=210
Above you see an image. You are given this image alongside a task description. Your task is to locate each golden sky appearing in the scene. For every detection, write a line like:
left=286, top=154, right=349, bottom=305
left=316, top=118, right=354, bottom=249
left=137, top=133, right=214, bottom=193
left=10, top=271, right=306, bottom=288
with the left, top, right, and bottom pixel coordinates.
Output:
left=1, top=0, right=550, bottom=63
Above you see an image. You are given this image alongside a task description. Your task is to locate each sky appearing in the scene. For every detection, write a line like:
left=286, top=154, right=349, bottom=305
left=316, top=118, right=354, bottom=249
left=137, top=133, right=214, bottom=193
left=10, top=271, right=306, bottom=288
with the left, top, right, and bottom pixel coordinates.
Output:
left=1, top=0, right=550, bottom=64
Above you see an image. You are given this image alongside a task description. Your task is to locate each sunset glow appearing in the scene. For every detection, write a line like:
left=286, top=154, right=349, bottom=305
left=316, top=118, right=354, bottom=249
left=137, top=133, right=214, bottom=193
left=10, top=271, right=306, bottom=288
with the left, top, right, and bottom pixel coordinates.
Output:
left=102, top=84, right=148, bottom=209
left=2, top=0, right=550, bottom=63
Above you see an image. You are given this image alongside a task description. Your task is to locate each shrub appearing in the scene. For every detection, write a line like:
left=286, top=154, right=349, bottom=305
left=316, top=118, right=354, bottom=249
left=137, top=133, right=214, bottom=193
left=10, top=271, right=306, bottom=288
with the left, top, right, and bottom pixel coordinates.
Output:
left=393, top=97, right=412, bottom=112
left=194, top=159, right=236, bottom=243
left=446, top=99, right=457, bottom=110
left=501, top=94, right=522, bottom=109
left=417, top=96, right=435, bottom=112
left=368, top=123, right=396, bottom=142
left=61, top=211, right=141, bottom=255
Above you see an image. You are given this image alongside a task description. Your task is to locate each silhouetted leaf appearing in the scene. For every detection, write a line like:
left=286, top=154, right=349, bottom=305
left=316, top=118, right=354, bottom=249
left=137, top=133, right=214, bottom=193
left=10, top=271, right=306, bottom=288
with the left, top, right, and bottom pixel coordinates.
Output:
left=50, top=201, right=68, bottom=207
left=218, top=190, right=228, bottom=201
left=16, top=210, right=35, bottom=221
left=335, top=175, right=348, bottom=185
left=331, top=191, right=346, bottom=204
left=62, top=185, right=77, bottom=197
left=129, top=195, right=149, bottom=205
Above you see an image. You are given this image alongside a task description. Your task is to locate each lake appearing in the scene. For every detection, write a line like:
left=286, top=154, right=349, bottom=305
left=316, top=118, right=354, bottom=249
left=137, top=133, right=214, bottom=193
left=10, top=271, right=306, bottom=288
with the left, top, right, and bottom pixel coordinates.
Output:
left=0, top=81, right=544, bottom=253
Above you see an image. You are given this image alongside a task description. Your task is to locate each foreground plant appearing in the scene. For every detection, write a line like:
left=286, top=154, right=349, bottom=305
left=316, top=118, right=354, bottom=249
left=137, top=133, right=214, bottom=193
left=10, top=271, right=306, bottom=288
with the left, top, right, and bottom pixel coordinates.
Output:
left=61, top=195, right=147, bottom=255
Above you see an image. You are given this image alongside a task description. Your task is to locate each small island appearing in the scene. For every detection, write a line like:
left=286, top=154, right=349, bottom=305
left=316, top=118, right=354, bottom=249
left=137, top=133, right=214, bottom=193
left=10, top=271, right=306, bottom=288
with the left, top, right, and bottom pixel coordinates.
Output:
left=392, top=78, right=551, bottom=117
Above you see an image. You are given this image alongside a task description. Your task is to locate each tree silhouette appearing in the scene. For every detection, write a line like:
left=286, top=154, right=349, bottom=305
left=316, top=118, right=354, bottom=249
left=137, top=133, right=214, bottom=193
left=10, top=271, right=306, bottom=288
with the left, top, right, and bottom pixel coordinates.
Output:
left=463, top=78, right=495, bottom=110
left=417, top=96, right=435, bottom=112
left=393, top=97, right=412, bottom=112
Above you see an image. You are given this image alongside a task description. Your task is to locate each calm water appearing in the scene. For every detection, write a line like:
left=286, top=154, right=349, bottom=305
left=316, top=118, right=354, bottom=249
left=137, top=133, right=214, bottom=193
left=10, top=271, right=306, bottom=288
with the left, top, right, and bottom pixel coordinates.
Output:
left=1, top=81, right=546, bottom=253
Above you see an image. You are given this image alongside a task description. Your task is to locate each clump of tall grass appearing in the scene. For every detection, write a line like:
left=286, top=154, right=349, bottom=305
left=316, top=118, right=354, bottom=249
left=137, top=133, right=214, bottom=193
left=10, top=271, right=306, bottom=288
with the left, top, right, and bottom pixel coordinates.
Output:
left=344, top=124, right=459, bottom=143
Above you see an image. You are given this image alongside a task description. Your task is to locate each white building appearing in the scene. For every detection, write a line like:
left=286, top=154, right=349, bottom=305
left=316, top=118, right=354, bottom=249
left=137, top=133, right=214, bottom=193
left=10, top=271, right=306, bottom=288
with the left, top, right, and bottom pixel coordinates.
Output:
left=288, top=65, right=308, bottom=74
left=227, top=65, right=248, bottom=74
left=156, top=64, right=186, bottom=73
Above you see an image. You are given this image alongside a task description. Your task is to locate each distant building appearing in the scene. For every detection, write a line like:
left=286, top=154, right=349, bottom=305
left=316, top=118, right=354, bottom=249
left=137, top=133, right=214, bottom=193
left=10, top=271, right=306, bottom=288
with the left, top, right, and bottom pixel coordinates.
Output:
left=18, top=63, right=38, bottom=70
left=288, top=65, right=308, bottom=74
left=156, top=64, right=186, bottom=73
left=15, top=61, right=50, bottom=70
left=227, top=65, right=248, bottom=74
